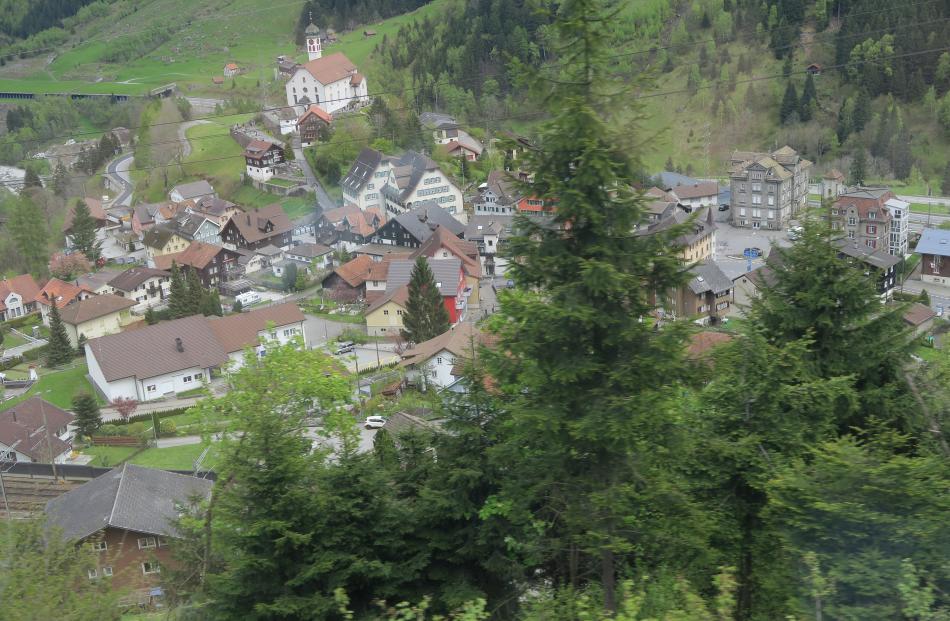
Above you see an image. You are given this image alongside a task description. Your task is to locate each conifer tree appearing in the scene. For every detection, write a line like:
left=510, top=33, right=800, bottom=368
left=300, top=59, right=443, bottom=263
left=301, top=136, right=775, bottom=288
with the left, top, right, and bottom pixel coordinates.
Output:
left=46, top=304, right=74, bottom=367
left=402, top=257, right=450, bottom=344
left=780, top=81, right=799, bottom=124
left=71, top=392, right=101, bottom=439
left=799, top=72, right=817, bottom=121
left=9, top=195, right=48, bottom=276
left=485, top=0, right=704, bottom=610
left=168, top=262, right=189, bottom=318
left=185, top=269, right=205, bottom=316
left=52, top=162, right=69, bottom=197
left=144, top=306, right=157, bottom=325
left=942, top=161, right=950, bottom=195
left=23, top=168, right=41, bottom=189
left=69, top=200, right=102, bottom=263
left=850, top=148, right=868, bottom=185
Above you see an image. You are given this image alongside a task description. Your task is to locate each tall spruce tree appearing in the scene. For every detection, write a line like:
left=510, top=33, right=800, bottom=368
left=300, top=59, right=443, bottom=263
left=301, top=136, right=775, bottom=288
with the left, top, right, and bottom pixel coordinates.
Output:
left=168, top=262, right=189, bottom=318
left=46, top=304, right=74, bottom=367
left=799, top=73, right=817, bottom=121
left=850, top=148, right=868, bottom=185
left=402, top=256, right=450, bottom=343
left=8, top=195, right=48, bottom=276
left=780, top=81, right=799, bottom=124
left=484, top=0, right=706, bottom=611
left=69, top=200, right=102, bottom=263
left=71, top=392, right=102, bottom=439
left=185, top=269, right=205, bottom=316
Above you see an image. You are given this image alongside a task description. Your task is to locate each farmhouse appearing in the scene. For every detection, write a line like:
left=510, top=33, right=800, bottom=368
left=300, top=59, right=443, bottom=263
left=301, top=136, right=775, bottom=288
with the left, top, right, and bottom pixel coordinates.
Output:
left=0, top=397, right=74, bottom=464
left=372, top=202, right=465, bottom=248
left=220, top=205, right=293, bottom=252
left=169, top=180, right=216, bottom=204
left=297, top=104, right=332, bottom=147
left=243, top=140, right=285, bottom=182
left=153, top=241, right=242, bottom=290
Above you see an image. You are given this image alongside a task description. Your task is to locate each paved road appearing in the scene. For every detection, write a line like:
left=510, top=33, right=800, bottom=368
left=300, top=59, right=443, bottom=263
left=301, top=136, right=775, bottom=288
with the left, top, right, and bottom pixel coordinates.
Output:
left=185, top=97, right=227, bottom=115
left=909, top=211, right=950, bottom=232
left=897, top=279, right=950, bottom=316
left=106, top=153, right=134, bottom=207
left=303, top=314, right=353, bottom=349
left=1, top=337, right=48, bottom=358
left=178, top=119, right=211, bottom=159
left=293, top=141, right=337, bottom=212
left=898, top=194, right=950, bottom=206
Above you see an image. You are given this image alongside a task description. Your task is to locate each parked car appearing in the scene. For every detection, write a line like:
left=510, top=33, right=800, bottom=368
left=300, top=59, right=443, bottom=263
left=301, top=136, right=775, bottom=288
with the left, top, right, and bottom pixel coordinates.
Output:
left=335, top=341, right=355, bottom=355
left=718, top=204, right=730, bottom=211
left=364, top=416, right=386, bottom=429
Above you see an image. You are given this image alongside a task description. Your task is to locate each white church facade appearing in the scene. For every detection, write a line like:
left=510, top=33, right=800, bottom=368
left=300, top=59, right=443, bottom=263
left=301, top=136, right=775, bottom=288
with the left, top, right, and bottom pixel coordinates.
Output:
left=285, top=19, right=368, bottom=115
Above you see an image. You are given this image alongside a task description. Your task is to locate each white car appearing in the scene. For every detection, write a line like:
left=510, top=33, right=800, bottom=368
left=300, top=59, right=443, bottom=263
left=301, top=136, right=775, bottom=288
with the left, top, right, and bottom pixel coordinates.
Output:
left=364, top=416, right=386, bottom=429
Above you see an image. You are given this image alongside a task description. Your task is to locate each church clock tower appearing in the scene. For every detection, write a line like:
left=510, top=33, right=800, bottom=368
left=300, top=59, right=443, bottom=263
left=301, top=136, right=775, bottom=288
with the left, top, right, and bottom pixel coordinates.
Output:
left=305, top=13, right=322, bottom=61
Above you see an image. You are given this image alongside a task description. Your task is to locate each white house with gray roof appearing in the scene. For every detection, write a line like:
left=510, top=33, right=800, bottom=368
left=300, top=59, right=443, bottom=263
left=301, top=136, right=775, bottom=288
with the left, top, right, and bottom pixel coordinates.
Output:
left=169, top=180, right=216, bottom=204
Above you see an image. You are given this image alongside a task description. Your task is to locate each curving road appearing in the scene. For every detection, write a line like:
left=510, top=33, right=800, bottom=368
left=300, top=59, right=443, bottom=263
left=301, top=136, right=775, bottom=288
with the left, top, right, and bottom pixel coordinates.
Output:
left=178, top=119, right=212, bottom=159
left=106, top=153, right=134, bottom=207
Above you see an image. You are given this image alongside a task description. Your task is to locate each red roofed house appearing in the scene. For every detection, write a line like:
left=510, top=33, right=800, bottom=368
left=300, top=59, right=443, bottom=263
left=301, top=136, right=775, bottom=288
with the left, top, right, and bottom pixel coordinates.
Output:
left=153, top=241, right=242, bottom=290
left=0, top=274, right=41, bottom=321
left=35, top=278, right=94, bottom=326
left=297, top=104, right=332, bottom=147
left=831, top=188, right=895, bottom=252
left=243, top=140, right=285, bottom=182
left=0, top=397, right=74, bottom=463
left=223, top=63, right=240, bottom=77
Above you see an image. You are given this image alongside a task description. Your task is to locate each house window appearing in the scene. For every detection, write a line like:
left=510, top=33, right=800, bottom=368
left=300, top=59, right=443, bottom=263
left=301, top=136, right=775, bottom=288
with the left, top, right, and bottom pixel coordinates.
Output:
left=767, top=195, right=775, bottom=206
left=437, top=357, right=443, bottom=364
left=91, top=541, right=108, bottom=552
left=867, top=225, right=877, bottom=234
left=751, top=195, right=761, bottom=205
left=435, top=282, right=442, bottom=288
left=283, top=328, right=296, bottom=337
left=182, top=376, right=192, bottom=383
left=848, top=216, right=856, bottom=225
left=88, top=569, right=98, bottom=580
left=752, top=209, right=761, bottom=218
left=866, top=239, right=876, bottom=248
left=138, top=537, right=157, bottom=550
left=142, top=562, right=161, bottom=575
left=739, top=208, right=746, bottom=217
left=146, top=384, right=157, bottom=393
left=367, top=184, right=375, bottom=190
left=848, top=231, right=855, bottom=239
left=102, top=566, right=113, bottom=577
left=396, top=310, right=403, bottom=316
left=383, top=310, right=389, bottom=315
left=831, top=209, right=838, bottom=215
left=752, top=183, right=761, bottom=192
left=869, top=211, right=876, bottom=219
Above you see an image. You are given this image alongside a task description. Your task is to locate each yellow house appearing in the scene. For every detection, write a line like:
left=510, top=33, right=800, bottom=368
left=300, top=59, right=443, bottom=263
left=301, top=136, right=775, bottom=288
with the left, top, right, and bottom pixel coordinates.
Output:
left=58, top=294, right=136, bottom=349
left=365, top=286, right=409, bottom=337
left=143, top=225, right=190, bottom=261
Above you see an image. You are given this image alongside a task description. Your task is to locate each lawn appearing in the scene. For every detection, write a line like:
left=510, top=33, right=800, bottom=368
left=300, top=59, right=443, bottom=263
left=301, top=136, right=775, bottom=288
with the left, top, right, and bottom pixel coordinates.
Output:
left=129, top=442, right=222, bottom=471
left=82, top=445, right=140, bottom=468
left=910, top=203, right=950, bottom=216
left=1, top=329, right=29, bottom=349
left=228, top=186, right=315, bottom=219
left=281, top=195, right=317, bottom=219
left=2, top=363, right=101, bottom=409
left=181, top=114, right=255, bottom=193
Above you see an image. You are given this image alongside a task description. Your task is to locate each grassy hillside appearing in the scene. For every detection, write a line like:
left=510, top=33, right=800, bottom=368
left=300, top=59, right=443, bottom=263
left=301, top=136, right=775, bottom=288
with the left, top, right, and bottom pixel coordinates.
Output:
left=0, top=0, right=450, bottom=98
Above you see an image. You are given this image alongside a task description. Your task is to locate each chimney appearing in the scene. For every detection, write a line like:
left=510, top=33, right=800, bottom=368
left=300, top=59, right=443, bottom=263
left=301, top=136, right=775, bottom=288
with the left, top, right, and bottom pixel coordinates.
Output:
left=11, top=410, right=15, bottom=423
left=175, top=337, right=184, bottom=352
left=246, top=214, right=251, bottom=225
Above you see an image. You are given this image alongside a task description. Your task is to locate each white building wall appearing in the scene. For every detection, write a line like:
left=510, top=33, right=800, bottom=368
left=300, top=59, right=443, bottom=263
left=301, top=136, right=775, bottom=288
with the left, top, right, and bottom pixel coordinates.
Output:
left=286, top=70, right=367, bottom=115
left=138, top=367, right=210, bottom=401
left=417, top=349, right=456, bottom=390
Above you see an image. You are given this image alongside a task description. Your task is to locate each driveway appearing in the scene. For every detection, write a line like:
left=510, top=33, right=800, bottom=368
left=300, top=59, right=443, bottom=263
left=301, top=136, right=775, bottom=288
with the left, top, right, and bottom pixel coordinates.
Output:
left=292, top=140, right=337, bottom=212
left=106, top=153, right=134, bottom=207
left=713, top=221, right=789, bottom=278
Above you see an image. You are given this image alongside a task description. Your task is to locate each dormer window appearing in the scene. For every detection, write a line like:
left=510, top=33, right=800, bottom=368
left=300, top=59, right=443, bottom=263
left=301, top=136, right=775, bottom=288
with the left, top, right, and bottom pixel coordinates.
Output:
left=869, top=211, right=876, bottom=219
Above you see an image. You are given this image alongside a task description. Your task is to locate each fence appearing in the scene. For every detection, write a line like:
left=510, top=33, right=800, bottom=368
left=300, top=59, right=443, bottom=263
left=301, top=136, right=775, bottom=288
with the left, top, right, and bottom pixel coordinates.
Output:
left=90, top=436, right=144, bottom=447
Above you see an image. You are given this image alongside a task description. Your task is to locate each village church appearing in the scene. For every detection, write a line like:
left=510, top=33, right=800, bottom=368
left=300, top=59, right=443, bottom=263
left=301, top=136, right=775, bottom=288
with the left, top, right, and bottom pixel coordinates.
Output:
left=285, top=16, right=368, bottom=115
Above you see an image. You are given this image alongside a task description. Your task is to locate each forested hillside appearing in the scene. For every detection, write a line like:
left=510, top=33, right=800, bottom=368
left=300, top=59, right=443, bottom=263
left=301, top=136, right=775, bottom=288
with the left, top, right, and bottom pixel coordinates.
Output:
left=294, top=0, right=430, bottom=39
left=0, top=0, right=97, bottom=42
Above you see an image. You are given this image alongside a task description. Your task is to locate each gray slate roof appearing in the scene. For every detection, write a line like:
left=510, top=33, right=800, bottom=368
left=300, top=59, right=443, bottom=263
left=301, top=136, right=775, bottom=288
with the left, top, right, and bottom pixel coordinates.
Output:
left=914, top=228, right=950, bottom=257
left=170, top=180, right=215, bottom=201
left=834, top=239, right=900, bottom=269
left=341, top=147, right=383, bottom=196
left=393, top=202, right=465, bottom=242
left=46, top=463, right=212, bottom=541
left=386, top=257, right=462, bottom=296
left=688, top=261, right=734, bottom=295
left=419, top=112, right=459, bottom=130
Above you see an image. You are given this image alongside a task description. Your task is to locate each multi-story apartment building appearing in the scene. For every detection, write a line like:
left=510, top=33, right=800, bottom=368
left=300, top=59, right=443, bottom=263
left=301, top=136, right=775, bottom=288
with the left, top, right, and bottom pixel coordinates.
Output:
left=831, top=188, right=895, bottom=253
left=884, top=196, right=910, bottom=256
left=729, top=145, right=812, bottom=230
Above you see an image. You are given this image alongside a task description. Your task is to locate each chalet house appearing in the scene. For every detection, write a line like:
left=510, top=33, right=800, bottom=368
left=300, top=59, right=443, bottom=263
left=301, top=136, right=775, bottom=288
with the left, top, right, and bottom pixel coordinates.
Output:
left=58, top=294, right=135, bottom=348
left=85, top=304, right=306, bottom=401
left=45, top=464, right=212, bottom=598
left=220, top=205, right=293, bottom=252
left=342, top=148, right=463, bottom=218
left=285, top=243, right=332, bottom=271
left=464, top=216, right=512, bottom=277
left=108, top=267, right=171, bottom=312
left=131, top=203, right=161, bottom=236
left=143, top=225, right=190, bottom=263
left=0, top=397, right=73, bottom=464
left=63, top=198, right=109, bottom=250
left=412, top=225, right=481, bottom=307
left=365, top=284, right=409, bottom=336
left=643, top=207, right=717, bottom=263
left=475, top=170, right=519, bottom=216
left=285, top=49, right=368, bottom=115
left=729, top=146, right=811, bottom=229
left=276, top=55, right=299, bottom=76
left=169, top=180, right=216, bottom=204
left=0, top=274, right=40, bottom=322
left=297, top=104, right=332, bottom=147
left=915, top=228, right=950, bottom=286
left=399, top=321, right=489, bottom=390
left=834, top=238, right=900, bottom=299
left=74, top=269, right=121, bottom=296
left=167, top=212, right=222, bottom=246
left=153, top=241, right=242, bottom=290
left=184, top=196, right=241, bottom=227
left=243, top=140, right=285, bottom=182
left=363, top=260, right=391, bottom=302
left=372, top=202, right=465, bottom=249
left=35, top=278, right=93, bottom=326
left=667, top=260, right=734, bottom=325
left=321, top=254, right=374, bottom=302
left=831, top=188, right=895, bottom=253
left=420, top=112, right=484, bottom=161
left=644, top=187, right=679, bottom=223
left=315, top=203, right=384, bottom=250
left=223, top=62, right=240, bottom=77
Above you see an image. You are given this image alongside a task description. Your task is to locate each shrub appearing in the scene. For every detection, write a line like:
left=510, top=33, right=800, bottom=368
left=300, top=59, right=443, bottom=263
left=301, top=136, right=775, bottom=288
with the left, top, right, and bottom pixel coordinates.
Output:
left=160, top=420, right=177, bottom=436
left=127, top=422, right=145, bottom=436
left=96, top=424, right=119, bottom=436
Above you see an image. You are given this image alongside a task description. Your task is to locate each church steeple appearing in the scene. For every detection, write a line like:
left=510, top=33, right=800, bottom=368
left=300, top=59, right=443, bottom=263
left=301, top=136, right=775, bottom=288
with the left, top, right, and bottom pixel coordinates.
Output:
left=305, top=11, right=322, bottom=61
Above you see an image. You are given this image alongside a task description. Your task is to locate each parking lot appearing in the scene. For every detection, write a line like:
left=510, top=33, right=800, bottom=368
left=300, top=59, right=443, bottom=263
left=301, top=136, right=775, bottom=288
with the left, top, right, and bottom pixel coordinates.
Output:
left=714, top=219, right=791, bottom=278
